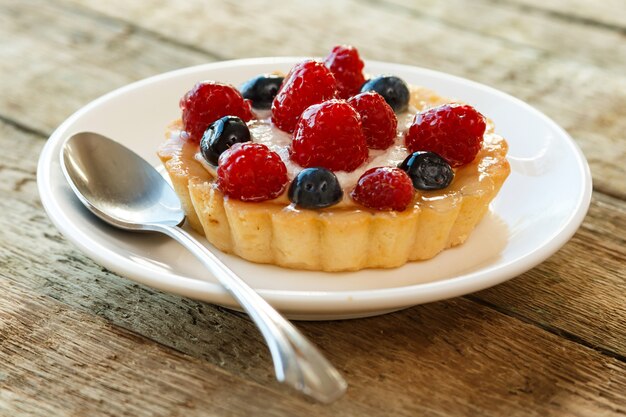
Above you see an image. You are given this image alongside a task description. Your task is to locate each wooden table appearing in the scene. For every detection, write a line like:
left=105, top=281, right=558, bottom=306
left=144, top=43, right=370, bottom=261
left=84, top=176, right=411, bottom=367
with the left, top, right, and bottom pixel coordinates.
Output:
left=1, top=0, right=625, bottom=415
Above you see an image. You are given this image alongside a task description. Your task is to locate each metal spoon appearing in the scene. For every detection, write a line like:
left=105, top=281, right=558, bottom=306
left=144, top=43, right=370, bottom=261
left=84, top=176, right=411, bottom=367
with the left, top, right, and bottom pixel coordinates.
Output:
left=60, top=132, right=347, bottom=403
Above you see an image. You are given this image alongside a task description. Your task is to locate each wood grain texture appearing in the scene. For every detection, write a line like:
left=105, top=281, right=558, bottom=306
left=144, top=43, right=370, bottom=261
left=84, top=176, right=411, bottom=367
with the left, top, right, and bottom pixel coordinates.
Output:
left=0, top=280, right=330, bottom=417
left=3, top=274, right=626, bottom=416
left=0, top=0, right=212, bottom=134
left=475, top=192, right=626, bottom=357
left=52, top=0, right=626, bottom=198
left=381, top=0, right=626, bottom=71
left=501, top=0, right=626, bottom=29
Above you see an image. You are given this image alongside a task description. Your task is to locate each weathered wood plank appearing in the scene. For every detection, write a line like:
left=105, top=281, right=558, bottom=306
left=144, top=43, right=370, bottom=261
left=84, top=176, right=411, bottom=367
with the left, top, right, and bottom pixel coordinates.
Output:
left=502, top=0, right=626, bottom=29
left=4, top=0, right=624, bottom=199
left=379, top=0, right=626, bottom=72
left=475, top=191, right=626, bottom=356
left=3, top=266, right=626, bottom=416
left=2, top=121, right=626, bottom=416
left=0, top=279, right=333, bottom=417
left=0, top=0, right=211, bottom=134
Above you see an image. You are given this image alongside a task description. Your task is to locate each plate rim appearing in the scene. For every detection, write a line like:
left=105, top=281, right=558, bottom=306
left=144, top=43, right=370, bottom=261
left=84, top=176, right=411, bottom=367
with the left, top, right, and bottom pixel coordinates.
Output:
left=36, top=57, right=593, bottom=315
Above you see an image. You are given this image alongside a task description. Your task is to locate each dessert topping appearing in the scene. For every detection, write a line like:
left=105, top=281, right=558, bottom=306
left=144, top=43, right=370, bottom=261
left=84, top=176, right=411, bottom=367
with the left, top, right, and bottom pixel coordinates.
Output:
left=291, top=99, right=368, bottom=172
left=271, top=60, right=337, bottom=133
left=200, top=116, right=251, bottom=166
left=348, top=91, right=397, bottom=150
left=240, top=74, right=284, bottom=110
left=324, top=45, right=366, bottom=99
left=405, top=104, right=486, bottom=168
left=288, top=167, right=343, bottom=209
left=351, top=167, right=414, bottom=211
left=360, top=75, right=410, bottom=113
left=217, top=142, right=287, bottom=202
left=399, top=151, right=454, bottom=190
left=180, top=81, right=253, bottom=143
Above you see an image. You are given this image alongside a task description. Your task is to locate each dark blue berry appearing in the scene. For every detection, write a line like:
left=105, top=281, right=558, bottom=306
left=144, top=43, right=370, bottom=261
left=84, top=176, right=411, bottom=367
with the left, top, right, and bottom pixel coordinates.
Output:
left=360, top=75, right=410, bottom=113
left=288, top=168, right=343, bottom=209
left=399, top=151, right=454, bottom=190
left=240, top=74, right=284, bottom=109
left=200, top=116, right=251, bottom=166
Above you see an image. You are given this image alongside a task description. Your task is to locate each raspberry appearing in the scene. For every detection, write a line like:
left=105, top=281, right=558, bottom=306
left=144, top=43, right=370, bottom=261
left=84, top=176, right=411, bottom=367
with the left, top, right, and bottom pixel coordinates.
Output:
left=180, top=81, right=253, bottom=143
left=291, top=100, right=368, bottom=172
left=405, top=104, right=486, bottom=168
left=324, top=45, right=366, bottom=99
left=271, top=60, right=337, bottom=133
left=351, top=167, right=414, bottom=211
left=348, top=92, right=397, bottom=150
left=217, top=143, right=287, bottom=202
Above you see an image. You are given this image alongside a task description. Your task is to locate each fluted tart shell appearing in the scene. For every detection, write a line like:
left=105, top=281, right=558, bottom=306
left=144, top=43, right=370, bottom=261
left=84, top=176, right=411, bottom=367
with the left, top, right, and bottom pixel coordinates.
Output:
left=158, top=87, right=510, bottom=271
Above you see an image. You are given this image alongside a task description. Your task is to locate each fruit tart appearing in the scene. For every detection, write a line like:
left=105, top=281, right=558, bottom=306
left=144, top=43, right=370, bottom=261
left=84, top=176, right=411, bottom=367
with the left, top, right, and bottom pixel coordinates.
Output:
left=158, top=45, right=510, bottom=272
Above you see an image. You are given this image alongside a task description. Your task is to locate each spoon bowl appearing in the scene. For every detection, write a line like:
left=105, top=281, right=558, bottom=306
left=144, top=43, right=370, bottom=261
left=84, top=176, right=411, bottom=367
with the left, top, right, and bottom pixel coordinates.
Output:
left=60, top=131, right=347, bottom=403
left=62, top=132, right=184, bottom=229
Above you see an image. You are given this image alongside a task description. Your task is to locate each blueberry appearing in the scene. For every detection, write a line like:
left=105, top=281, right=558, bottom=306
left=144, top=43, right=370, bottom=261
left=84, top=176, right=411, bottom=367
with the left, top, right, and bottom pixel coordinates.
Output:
left=399, top=151, right=454, bottom=190
left=240, top=74, right=284, bottom=109
left=200, top=116, right=251, bottom=165
left=360, top=75, right=410, bottom=113
left=288, top=168, right=343, bottom=209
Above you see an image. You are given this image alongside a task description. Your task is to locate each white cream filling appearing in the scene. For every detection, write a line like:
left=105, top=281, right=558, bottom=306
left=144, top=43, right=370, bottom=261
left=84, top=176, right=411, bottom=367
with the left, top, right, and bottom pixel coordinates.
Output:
left=194, top=108, right=417, bottom=191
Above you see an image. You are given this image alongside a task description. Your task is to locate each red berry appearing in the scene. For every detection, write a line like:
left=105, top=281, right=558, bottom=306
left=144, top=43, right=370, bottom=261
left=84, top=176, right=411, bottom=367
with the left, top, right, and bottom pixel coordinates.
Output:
left=351, top=167, right=414, bottom=211
left=348, top=92, right=397, bottom=150
left=271, top=60, right=337, bottom=133
left=217, top=143, right=287, bottom=202
left=291, top=100, right=368, bottom=172
left=180, top=81, right=253, bottom=143
left=405, top=104, right=486, bottom=168
left=324, top=45, right=366, bottom=99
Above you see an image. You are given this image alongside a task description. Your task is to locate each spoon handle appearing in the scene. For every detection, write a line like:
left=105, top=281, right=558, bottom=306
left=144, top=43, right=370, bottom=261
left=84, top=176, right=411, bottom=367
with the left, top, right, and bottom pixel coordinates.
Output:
left=154, top=224, right=347, bottom=403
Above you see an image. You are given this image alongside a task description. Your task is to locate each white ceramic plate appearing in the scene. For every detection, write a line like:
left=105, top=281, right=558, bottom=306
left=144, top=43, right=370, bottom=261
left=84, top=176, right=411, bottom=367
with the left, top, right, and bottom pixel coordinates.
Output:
left=37, top=58, right=591, bottom=320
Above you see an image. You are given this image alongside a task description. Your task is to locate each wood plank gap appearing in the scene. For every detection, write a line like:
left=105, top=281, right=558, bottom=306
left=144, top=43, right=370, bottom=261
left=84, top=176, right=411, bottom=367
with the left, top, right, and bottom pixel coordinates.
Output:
left=363, top=0, right=543, bottom=54
left=0, top=268, right=267, bottom=383
left=61, top=0, right=580, bottom=71
left=48, top=0, right=230, bottom=61
left=0, top=278, right=326, bottom=413
left=489, top=0, right=626, bottom=34
left=0, top=115, right=49, bottom=139
left=43, top=285, right=271, bottom=377
left=591, top=183, right=626, bottom=202
left=465, top=294, right=626, bottom=363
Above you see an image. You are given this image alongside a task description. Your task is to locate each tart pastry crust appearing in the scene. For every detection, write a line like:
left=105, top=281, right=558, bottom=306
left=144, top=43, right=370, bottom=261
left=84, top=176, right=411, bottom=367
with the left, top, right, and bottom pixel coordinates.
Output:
left=158, top=88, right=510, bottom=271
